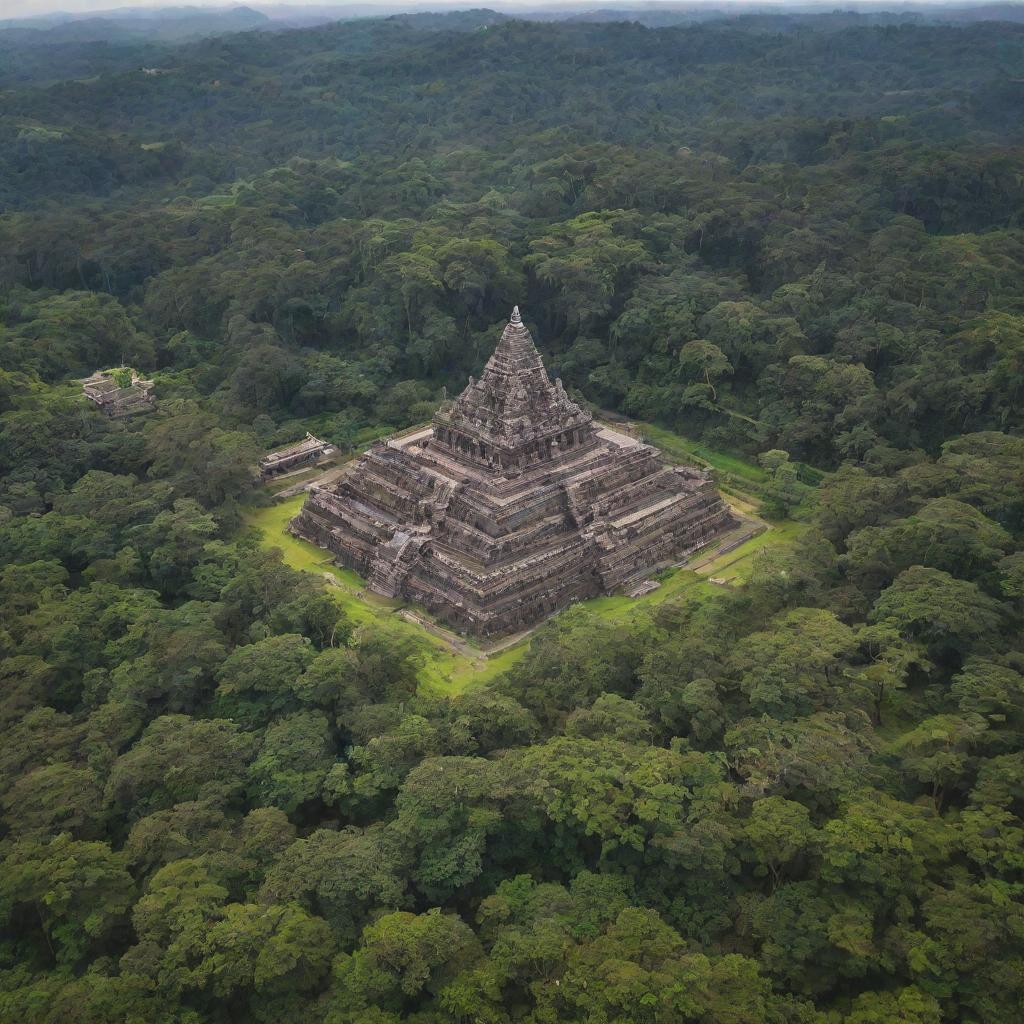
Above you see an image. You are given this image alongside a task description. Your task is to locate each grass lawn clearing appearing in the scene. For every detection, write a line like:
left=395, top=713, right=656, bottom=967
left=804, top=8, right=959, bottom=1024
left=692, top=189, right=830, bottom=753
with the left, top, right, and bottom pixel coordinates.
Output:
left=244, top=424, right=812, bottom=692
left=638, top=422, right=768, bottom=491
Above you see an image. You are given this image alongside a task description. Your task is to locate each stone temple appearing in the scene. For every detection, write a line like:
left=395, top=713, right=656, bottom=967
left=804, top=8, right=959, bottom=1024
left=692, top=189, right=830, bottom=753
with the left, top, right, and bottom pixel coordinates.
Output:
left=291, top=307, right=736, bottom=637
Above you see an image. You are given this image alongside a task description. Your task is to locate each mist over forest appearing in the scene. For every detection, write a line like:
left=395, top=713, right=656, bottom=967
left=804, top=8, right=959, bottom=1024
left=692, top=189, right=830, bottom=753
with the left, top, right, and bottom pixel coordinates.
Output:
left=1, top=5, right=1023, bottom=1023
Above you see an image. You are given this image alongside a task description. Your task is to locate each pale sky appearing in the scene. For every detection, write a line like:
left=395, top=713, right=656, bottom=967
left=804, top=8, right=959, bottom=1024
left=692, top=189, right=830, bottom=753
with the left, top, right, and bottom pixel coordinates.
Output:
left=3, top=0, right=794, bottom=23
left=4, top=0, right=368, bottom=17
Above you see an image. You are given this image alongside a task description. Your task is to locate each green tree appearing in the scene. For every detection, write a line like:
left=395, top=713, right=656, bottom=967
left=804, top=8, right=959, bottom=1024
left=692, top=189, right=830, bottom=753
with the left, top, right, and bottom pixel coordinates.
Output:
left=0, top=834, right=134, bottom=964
left=329, top=909, right=482, bottom=1015
left=247, top=710, right=334, bottom=813
left=761, top=455, right=804, bottom=519
left=894, top=713, right=989, bottom=809
left=214, top=633, right=316, bottom=727
left=731, top=608, right=858, bottom=718
left=105, top=715, right=254, bottom=820
left=870, top=566, right=1004, bottom=655
left=1, top=762, right=105, bottom=839
left=145, top=403, right=260, bottom=508
left=844, top=498, right=1012, bottom=593
left=261, top=826, right=407, bottom=944
left=843, top=987, right=942, bottom=1024
left=678, top=339, right=733, bottom=401
left=744, top=797, right=818, bottom=891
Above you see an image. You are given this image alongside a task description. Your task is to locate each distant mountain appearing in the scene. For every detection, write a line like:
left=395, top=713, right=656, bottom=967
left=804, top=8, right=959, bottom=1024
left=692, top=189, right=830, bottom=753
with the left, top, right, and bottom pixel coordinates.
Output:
left=6, top=1, right=1024, bottom=42
left=554, top=3, right=1024, bottom=28
left=0, top=5, right=269, bottom=43
left=252, top=3, right=417, bottom=27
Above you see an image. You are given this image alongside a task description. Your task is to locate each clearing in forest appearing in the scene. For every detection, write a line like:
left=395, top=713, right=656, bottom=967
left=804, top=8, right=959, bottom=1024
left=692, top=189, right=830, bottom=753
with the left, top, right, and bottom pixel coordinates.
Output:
left=245, top=424, right=809, bottom=692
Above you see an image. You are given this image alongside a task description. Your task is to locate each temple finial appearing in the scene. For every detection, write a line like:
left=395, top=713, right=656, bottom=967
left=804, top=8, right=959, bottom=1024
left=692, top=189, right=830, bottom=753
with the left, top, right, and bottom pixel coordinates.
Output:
left=510, top=305, right=522, bottom=324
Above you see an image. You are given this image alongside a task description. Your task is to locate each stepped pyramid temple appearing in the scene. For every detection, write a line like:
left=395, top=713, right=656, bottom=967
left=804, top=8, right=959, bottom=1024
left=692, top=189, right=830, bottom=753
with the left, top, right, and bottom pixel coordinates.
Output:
left=291, top=308, right=736, bottom=636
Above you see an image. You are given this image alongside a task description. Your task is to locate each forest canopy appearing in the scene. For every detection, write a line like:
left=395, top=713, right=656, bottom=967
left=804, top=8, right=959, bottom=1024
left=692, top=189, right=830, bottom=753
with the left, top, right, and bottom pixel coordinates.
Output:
left=1, top=9, right=1023, bottom=1024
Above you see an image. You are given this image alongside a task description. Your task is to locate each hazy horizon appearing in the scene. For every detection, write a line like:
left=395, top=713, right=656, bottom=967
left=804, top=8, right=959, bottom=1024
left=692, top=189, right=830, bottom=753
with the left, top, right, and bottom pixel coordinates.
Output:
left=6, top=0, right=1016, bottom=24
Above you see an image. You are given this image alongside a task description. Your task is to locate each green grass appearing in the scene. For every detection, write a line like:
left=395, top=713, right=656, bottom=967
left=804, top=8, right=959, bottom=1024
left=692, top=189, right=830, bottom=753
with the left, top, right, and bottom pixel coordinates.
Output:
left=195, top=194, right=237, bottom=207
left=582, top=569, right=720, bottom=623
left=438, top=641, right=530, bottom=693
left=637, top=422, right=768, bottom=494
left=638, top=421, right=826, bottom=493
left=696, top=518, right=806, bottom=584
left=17, top=125, right=65, bottom=141
left=246, top=496, right=406, bottom=621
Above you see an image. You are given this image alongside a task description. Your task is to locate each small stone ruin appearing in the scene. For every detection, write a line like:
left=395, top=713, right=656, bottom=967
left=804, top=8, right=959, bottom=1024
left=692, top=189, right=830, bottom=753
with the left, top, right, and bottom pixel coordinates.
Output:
left=82, top=369, right=156, bottom=418
left=259, top=433, right=335, bottom=481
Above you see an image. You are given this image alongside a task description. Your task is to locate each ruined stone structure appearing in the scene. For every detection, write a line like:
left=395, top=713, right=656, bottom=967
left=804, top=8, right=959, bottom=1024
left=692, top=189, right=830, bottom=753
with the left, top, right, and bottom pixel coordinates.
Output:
left=291, top=308, right=736, bottom=636
left=83, top=369, right=156, bottom=417
left=259, top=433, right=335, bottom=480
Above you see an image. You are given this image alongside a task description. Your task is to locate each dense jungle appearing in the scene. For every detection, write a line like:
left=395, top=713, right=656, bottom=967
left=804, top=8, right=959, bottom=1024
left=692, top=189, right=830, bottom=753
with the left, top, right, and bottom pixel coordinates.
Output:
left=1, top=8, right=1023, bottom=1023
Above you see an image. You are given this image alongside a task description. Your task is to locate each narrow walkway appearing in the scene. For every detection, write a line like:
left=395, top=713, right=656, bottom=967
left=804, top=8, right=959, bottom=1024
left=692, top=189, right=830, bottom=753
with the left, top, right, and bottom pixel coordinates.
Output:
left=397, top=609, right=481, bottom=659
left=275, top=464, right=348, bottom=499
left=397, top=608, right=534, bottom=660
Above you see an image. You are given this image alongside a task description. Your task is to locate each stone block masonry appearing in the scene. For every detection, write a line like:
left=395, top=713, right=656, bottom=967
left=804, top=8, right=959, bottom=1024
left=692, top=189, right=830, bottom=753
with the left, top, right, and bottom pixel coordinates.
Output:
left=258, top=433, right=335, bottom=480
left=82, top=369, right=155, bottom=418
left=291, top=307, right=737, bottom=636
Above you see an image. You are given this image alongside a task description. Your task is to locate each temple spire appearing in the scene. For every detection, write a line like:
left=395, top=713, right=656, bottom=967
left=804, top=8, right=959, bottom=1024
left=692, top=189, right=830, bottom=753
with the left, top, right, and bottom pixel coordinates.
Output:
left=487, top=304, right=542, bottom=368
left=437, top=304, right=592, bottom=455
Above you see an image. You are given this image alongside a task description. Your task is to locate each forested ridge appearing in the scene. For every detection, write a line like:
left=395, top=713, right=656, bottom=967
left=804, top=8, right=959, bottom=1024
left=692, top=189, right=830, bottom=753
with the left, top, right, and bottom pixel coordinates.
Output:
left=2, top=10, right=1024, bottom=1024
